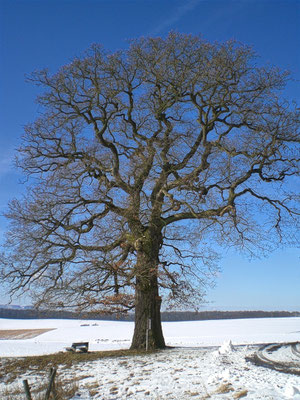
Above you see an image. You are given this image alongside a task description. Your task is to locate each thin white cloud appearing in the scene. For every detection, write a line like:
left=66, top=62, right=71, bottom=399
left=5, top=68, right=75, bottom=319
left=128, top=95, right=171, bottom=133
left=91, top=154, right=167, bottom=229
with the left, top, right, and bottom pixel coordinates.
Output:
left=149, top=0, right=201, bottom=35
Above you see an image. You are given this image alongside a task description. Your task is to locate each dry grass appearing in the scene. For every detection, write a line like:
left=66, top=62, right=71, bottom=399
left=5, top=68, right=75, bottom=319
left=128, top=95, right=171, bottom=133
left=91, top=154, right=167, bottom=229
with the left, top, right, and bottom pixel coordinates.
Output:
left=0, top=329, right=55, bottom=340
left=0, top=376, right=79, bottom=400
left=215, top=382, right=234, bottom=394
left=0, top=348, right=154, bottom=400
left=212, top=383, right=248, bottom=399
left=0, top=348, right=155, bottom=383
left=233, top=389, right=248, bottom=398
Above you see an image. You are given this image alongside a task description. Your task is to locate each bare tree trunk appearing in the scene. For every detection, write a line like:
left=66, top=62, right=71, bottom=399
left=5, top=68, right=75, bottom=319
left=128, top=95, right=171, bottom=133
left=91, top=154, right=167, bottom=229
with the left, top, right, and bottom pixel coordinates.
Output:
left=130, top=231, right=166, bottom=350
left=131, top=274, right=165, bottom=350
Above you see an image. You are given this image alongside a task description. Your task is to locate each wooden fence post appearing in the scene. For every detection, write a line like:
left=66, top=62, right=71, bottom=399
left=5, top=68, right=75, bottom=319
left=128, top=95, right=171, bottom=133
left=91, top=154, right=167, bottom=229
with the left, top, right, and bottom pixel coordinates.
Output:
left=22, top=379, right=32, bottom=400
left=50, top=367, right=57, bottom=399
left=44, top=368, right=57, bottom=400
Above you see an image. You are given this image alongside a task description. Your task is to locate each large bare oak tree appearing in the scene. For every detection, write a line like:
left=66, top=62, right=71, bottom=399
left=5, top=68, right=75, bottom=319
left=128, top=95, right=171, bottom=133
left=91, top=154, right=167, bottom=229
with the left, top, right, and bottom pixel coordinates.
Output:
left=1, top=33, right=299, bottom=349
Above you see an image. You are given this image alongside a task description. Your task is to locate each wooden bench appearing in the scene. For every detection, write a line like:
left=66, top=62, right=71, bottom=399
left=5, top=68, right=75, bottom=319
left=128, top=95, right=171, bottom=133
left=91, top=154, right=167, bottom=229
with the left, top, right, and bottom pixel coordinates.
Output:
left=65, top=342, right=89, bottom=353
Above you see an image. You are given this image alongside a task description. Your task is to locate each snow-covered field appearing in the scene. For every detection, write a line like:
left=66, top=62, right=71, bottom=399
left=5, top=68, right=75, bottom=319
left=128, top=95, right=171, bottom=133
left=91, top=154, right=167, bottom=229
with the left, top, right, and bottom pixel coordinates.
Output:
left=1, top=317, right=300, bottom=399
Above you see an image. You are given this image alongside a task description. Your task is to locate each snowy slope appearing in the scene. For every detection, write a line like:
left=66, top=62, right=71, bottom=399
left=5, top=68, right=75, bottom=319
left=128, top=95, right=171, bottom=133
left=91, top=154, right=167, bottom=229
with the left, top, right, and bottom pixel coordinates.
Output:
left=0, top=317, right=299, bottom=356
left=0, top=317, right=300, bottom=399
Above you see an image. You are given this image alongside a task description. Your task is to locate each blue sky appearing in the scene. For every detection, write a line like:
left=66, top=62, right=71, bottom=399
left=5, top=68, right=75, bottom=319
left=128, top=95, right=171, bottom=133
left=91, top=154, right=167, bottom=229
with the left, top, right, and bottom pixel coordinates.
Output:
left=0, top=0, right=299, bottom=310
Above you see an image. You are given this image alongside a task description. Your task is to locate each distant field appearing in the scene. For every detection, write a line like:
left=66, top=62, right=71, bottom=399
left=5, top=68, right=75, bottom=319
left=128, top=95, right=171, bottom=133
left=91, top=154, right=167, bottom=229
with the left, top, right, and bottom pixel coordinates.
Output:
left=0, top=329, right=55, bottom=339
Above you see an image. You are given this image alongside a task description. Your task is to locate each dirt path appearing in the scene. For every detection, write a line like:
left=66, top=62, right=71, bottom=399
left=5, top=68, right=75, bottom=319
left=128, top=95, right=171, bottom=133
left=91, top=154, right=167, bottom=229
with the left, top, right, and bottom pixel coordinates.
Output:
left=247, top=342, right=300, bottom=376
left=0, top=329, right=55, bottom=339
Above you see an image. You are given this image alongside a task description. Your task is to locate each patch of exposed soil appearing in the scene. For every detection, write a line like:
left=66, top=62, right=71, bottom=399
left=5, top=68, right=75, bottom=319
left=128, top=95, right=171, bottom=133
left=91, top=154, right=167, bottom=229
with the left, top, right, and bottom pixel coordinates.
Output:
left=0, top=329, right=55, bottom=340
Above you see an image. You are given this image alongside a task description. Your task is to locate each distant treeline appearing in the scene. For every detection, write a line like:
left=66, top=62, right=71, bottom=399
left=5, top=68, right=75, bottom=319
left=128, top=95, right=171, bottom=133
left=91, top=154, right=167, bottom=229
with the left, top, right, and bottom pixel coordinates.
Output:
left=161, top=310, right=300, bottom=321
left=0, top=308, right=299, bottom=321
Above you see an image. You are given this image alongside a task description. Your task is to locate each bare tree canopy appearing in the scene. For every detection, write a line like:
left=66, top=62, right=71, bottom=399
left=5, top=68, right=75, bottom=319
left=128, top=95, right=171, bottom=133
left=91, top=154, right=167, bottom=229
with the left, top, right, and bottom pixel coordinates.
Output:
left=1, top=33, right=299, bottom=349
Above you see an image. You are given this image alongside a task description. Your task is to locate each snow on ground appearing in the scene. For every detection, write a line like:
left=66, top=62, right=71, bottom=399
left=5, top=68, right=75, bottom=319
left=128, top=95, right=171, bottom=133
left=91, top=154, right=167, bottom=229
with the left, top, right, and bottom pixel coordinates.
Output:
left=0, top=319, right=134, bottom=356
left=1, top=317, right=299, bottom=357
left=0, top=317, right=300, bottom=399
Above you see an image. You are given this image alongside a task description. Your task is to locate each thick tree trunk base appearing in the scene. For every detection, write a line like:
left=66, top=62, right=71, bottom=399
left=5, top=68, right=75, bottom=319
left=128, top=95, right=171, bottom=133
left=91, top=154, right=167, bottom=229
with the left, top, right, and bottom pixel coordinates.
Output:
left=130, top=279, right=166, bottom=350
left=129, top=229, right=166, bottom=350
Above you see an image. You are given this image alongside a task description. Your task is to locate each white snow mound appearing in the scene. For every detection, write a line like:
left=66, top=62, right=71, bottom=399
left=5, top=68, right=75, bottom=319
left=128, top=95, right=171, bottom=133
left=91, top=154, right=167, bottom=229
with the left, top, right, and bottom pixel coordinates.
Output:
left=219, top=339, right=234, bottom=354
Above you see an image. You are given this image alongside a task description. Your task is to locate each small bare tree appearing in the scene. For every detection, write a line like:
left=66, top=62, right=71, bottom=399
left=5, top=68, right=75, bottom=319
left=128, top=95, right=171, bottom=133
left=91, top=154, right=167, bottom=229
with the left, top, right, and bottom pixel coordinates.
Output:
left=1, top=33, right=299, bottom=349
